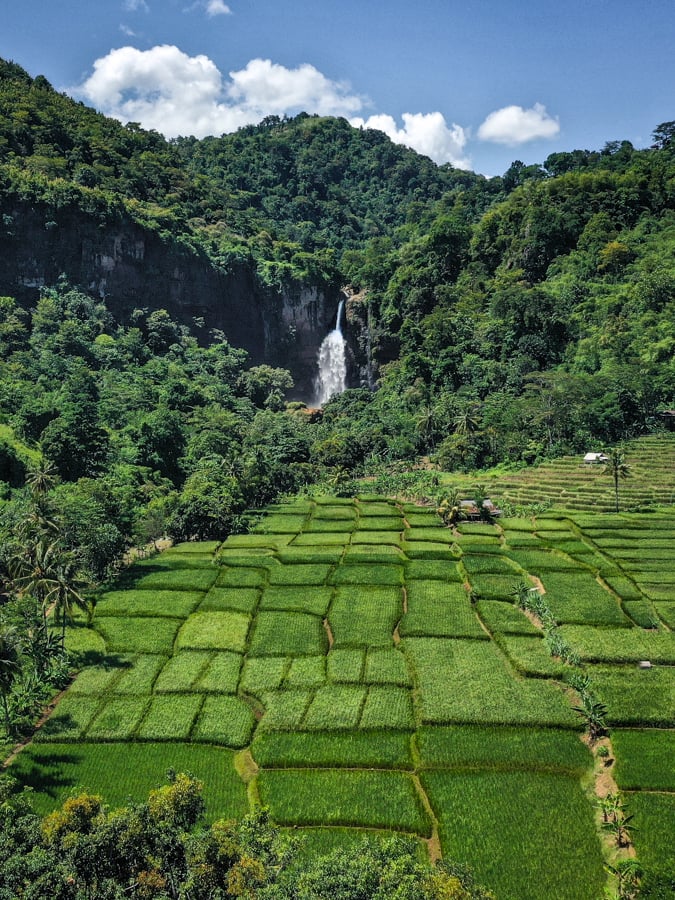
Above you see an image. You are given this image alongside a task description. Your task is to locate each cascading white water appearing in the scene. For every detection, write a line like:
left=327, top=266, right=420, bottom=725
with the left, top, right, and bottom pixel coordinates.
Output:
left=314, top=300, right=347, bottom=405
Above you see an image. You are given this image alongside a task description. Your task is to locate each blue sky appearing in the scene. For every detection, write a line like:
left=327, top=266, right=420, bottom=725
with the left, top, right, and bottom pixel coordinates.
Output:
left=2, top=0, right=674, bottom=175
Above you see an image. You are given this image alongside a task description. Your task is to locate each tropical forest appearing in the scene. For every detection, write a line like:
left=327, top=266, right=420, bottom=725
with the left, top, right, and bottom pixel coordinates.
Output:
left=0, top=57, right=673, bottom=900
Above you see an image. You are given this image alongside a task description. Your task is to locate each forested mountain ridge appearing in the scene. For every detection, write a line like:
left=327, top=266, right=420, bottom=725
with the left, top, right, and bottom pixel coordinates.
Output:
left=0, top=56, right=673, bottom=571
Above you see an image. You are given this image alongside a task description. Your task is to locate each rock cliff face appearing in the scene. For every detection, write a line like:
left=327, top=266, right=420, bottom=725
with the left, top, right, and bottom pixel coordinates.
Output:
left=0, top=199, right=348, bottom=397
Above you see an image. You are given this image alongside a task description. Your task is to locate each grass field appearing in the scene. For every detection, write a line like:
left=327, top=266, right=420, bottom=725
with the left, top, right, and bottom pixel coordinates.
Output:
left=6, top=490, right=674, bottom=894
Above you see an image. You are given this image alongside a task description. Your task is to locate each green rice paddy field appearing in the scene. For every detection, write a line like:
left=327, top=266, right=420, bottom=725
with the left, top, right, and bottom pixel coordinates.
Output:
left=5, top=493, right=675, bottom=900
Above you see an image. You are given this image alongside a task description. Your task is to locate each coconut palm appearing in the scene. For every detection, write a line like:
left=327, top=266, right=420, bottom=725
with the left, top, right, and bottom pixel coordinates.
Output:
left=603, top=447, right=632, bottom=513
left=0, top=625, right=21, bottom=735
left=47, top=552, right=92, bottom=643
left=9, top=539, right=91, bottom=638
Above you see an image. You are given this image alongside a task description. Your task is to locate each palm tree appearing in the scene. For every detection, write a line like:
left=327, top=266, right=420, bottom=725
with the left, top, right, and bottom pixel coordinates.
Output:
left=603, top=447, right=632, bottom=513
left=0, top=625, right=21, bottom=735
left=9, top=540, right=91, bottom=638
left=48, top=552, right=92, bottom=644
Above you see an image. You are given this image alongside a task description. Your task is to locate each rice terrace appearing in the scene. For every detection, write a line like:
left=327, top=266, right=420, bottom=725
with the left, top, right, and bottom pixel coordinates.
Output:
left=5, top=440, right=674, bottom=900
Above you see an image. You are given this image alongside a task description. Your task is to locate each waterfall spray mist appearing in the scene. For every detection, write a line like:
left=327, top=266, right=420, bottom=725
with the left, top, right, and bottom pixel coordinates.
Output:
left=314, top=300, right=347, bottom=405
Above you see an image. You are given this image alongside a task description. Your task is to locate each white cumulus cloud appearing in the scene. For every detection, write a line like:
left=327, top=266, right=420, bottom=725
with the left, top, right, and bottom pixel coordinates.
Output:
left=228, top=58, right=364, bottom=118
left=477, top=102, right=559, bottom=145
left=205, top=0, right=231, bottom=14
left=351, top=112, right=470, bottom=168
left=73, top=46, right=366, bottom=137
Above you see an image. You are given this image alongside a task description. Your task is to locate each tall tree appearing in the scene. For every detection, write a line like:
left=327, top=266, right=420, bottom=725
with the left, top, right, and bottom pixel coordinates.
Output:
left=0, top=625, right=21, bottom=735
left=603, top=447, right=632, bottom=513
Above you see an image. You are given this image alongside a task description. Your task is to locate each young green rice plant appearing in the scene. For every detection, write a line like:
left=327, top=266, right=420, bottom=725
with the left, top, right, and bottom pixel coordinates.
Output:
left=34, top=695, right=102, bottom=742
left=591, top=664, right=674, bottom=727
left=402, top=528, right=454, bottom=545
left=627, top=791, right=675, bottom=870
left=68, top=658, right=131, bottom=695
left=128, top=569, right=218, bottom=592
left=223, top=534, right=292, bottom=549
left=500, top=517, right=536, bottom=532
left=623, top=600, right=661, bottom=629
left=357, top=502, right=401, bottom=517
left=257, top=769, right=431, bottom=836
left=248, top=611, right=327, bottom=656
left=329, top=586, right=402, bottom=648
left=403, top=637, right=578, bottom=728
left=493, top=635, right=568, bottom=678
left=503, top=533, right=543, bottom=548
left=359, top=686, right=415, bottom=729
left=253, top=514, right=309, bottom=534
left=171, top=541, right=221, bottom=554
left=251, top=730, right=414, bottom=769
left=215, top=567, right=267, bottom=588
left=462, top=555, right=520, bottom=576
left=85, top=696, right=149, bottom=740
left=405, top=512, right=443, bottom=528
left=136, top=694, right=203, bottom=740
left=611, top=729, right=675, bottom=791
left=603, top=575, right=644, bottom=602
left=303, top=685, right=367, bottom=729
left=456, top=523, right=502, bottom=536
left=284, top=656, right=326, bottom=689
left=258, top=585, right=333, bottom=617
left=153, top=651, right=212, bottom=693
left=349, top=531, right=403, bottom=546
left=416, top=725, right=592, bottom=774
left=239, top=657, right=289, bottom=696
left=195, top=652, right=242, bottom=693
left=404, top=560, right=462, bottom=581
left=559, top=625, right=675, bottom=664
left=364, top=648, right=412, bottom=686
left=8, top=743, right=249, bottom=821
left=312, top=504, right=357, bottom=521
left=277, top=547, right=344, bottom=565
left=469, top=575, right=529, bottom=602
left=652, top=601, right=675, bottom=629
left=401, top=541, right=456, bottom=560
left=268, top=564, right=333, bottom=585
left=259, top=690, right=312, bottom=731
left=542, top=572, right=630, bottom=627
left=475, top=601, right=541, bottom=635
left=343, top=546, right=405, bottom=564
left=638, top=583, right=675, bottom=602
left=506, top=549, right=588, bottom=575
left=112, top=654, right=166, bottom=694
left=95, top=590, right=204, bottom=618
left=95, top=617, right=181, bottom=655
left=455, top=535, right=502, bottom=550
left=331, top=564, right=404, bottom=586
left=191, top=694, right=256, bottom=746
left=303, top=518, right=355, bottom=533
left=420, top=770, right=605, bottom=900
left=293, top=532, right=350, bottom=546
left=353, top=517, right=403, bottom=533
left=400, top=582, right=485, bottom=640
left=176, top=611, right=250, bottom=653
left=198, top=587, right=260, bottom=614
left=326, top=648, right=365, bottom=683
left=132, top=553, right=216, bottom=572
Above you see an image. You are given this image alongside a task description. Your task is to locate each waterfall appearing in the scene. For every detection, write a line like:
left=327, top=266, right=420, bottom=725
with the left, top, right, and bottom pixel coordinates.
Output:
left=314, top=300, right=347, bottom=405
